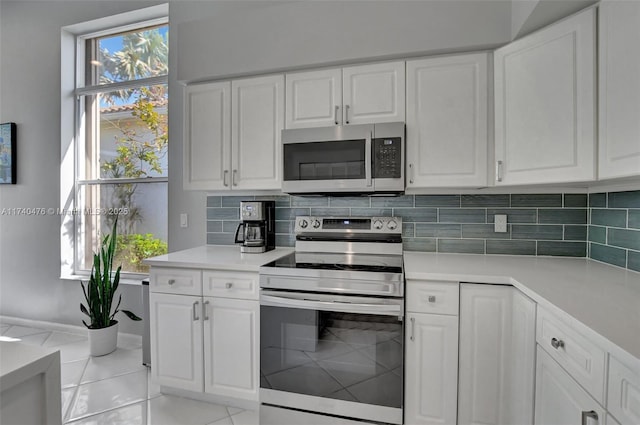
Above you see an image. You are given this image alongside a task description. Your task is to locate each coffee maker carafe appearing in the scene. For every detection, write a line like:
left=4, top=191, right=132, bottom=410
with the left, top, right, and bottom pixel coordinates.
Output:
left=234, top=201, right=275, bottom=253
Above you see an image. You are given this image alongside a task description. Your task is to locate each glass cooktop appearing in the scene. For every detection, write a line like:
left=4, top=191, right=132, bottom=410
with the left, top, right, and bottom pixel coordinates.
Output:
left=262, top=252, right=403, bottom=274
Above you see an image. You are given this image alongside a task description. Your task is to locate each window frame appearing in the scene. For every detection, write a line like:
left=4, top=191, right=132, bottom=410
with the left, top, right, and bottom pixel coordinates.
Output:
left=61, top=5, right=169, bottom=282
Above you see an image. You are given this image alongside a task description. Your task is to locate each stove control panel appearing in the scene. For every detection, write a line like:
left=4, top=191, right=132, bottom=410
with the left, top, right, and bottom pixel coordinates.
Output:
left=295, top=216, right=402, bottom=234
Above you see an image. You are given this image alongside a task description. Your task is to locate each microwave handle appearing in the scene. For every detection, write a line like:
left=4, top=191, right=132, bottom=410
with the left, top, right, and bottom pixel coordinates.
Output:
left=365, top=131, right=372, bottom=187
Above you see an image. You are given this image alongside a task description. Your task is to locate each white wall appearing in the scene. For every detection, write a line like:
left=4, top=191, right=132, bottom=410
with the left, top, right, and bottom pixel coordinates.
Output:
left=176, top=0, right=513, bottom=82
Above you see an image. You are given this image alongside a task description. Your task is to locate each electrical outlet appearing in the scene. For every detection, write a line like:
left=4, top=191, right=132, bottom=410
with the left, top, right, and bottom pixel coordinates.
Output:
left=494, top=214, right=507, bottom=233
left=180, top=213, right=188, bottom=228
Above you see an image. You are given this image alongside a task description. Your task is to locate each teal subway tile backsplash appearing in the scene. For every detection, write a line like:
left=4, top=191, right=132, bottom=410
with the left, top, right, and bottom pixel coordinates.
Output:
left=608, top=191, right=640, bottom=208
left=588, top=190, right=640, bottom=272
left=204, top=190, right=639, bottom=272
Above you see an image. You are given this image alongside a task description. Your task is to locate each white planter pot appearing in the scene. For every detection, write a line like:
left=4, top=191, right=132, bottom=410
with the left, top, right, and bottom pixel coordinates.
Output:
left=88, top=321, right=118, bottom=356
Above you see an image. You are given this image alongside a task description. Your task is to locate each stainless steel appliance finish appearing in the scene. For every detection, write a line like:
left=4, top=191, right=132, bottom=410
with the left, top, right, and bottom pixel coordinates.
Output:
left=259, top=216, right=404, bottom=424
left=281, top=122, right=405, bottom=195
left=234, top=201, right=275, bottom=253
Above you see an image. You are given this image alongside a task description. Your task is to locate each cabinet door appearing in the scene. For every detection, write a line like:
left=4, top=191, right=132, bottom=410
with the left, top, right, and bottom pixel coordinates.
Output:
left=231, top=75, right=284, bottom=190
left=149, top=293, right=203, bottom=392
left=342, top=62, right=405, bottom=125
left=285, top=68, right=342, bottom=128
left=494, top=8, right=596, bottom=185
left=534, top=346, right=605, bottom=425
left=405, top=312, right=458, bottom=425
left=458, top=284, right=536, bottom=425
left=598, top=0, right=640, bottom=179
left=183, top=81, right=231, bottom=191
left=406, top=53, right=488, bottom=188
left=203, top=297, right=259, bottom=401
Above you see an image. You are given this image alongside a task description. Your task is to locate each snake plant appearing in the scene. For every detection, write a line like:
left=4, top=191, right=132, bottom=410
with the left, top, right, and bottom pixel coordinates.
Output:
left=80, top=216, right=141, bottom=329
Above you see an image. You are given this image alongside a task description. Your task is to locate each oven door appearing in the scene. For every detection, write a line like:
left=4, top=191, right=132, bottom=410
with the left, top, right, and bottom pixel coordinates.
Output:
left=259, top=290, right=404, bottom=424
left=281, top=124, right=373, bottom=194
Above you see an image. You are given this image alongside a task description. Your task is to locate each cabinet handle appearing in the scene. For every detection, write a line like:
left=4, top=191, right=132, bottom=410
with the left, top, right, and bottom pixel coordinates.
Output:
left=223, top=170, right=229, bottom=187
left=225, top=282, right=233, bottom=289
left=551, top=337, right=565, bottom=349
left=203, top=300, right=210, bottom=321
left=496, top=160, right=503, bottom=182
left=409, top=163, right=414, bottom=184
left=581, top=410, right=598, bottom=425
left=410, top=317, right=415, bottom=341
left=193, top=301, right=200, bottom=321
left=428, top=295, right=436, bottom=303
left=232, top=169, right=238, bottom=186
left=334, top=105, right=339, bottom=125
left=167, top=279, right=175, bottom=285
left=345, top=104, right=350, bottom=124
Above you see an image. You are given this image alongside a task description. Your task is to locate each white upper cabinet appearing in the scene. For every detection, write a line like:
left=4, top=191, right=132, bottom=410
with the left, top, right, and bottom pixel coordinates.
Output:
left=231, top=75, right=284, bottom=190
left=494, top=8, right=596, bottom=185
left=342, top=62, right=405, bottom=125
left=183, top=75, right=284, bottom=192
left=285, top=69, right=342, bottom=129
left=406, top=53, right=489, bottom=188
left=183, top=81, right=231, bottom=191
left=285, top=61, right=405, bottom=128
left=598, top=0, right=640, bottom=179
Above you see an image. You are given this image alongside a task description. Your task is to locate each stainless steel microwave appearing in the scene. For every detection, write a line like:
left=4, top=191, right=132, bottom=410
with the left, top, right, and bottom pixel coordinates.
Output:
left=281, top=122, right=405, bottom=195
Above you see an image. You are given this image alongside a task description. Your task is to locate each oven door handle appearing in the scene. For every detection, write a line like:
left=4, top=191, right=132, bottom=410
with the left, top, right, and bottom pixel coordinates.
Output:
left=260, top=294, right=402, bottom=317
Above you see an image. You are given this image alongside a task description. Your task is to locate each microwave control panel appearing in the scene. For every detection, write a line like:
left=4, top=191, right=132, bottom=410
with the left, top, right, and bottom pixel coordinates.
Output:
left=373, top=137, right=402, bottom=178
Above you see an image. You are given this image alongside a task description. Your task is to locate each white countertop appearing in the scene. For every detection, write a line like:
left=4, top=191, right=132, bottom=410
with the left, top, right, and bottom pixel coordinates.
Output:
left=404, top=252, right=640, bottom=362
left=144, top=245, right=293, bottom=272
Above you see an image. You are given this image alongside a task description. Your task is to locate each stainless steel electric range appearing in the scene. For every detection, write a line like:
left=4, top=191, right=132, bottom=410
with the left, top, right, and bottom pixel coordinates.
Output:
left=259, top=216, right=404, bottom=425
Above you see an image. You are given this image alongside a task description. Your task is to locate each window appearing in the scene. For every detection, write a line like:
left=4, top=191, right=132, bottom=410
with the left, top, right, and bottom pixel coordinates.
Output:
left=63, top=8, right=168, bottom=278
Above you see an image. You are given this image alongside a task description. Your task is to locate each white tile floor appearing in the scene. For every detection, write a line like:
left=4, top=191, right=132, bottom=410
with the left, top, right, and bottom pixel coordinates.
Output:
left=0, top=322, right=258, bottom=425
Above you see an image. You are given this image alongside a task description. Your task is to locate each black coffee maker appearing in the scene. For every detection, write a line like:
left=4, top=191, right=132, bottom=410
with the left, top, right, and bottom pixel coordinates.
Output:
left=234, top=201, right=275, bottom=253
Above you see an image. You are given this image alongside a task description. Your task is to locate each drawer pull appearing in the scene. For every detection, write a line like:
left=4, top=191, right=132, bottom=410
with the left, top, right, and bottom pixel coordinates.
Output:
left=410, top=317, right=415, bottom=341
left=193, top=301, right=200, bottom=321
left=551, top=337, right=565, bottom=349
left=225, top=282, right=233, bottom=289
left=428, top=295, right=436, bottom=303
left=168, top=279, right=175, bottom=285
left=581, top=410, right=598, bottom=425
left=203, top=300, right=210, bottom=321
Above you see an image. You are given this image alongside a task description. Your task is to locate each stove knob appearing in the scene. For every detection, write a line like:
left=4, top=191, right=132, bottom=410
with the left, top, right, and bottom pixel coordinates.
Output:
left=387, top=220, right=398, bottom=230
left=312, top=219, right=321, bottom=228
left=299, top=219, right=308, bottom=229
left=373, top=220, right=383, bottom=230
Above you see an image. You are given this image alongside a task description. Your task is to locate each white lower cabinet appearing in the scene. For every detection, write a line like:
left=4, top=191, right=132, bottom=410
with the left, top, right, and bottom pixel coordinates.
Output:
left=405, top=312, right=459, bottom=425
left=203, top=297, right=259, bottom=400
left=405, top=280, right=459, bottom=425
left=457, top=284, right=536, bottom=425
left=535, top=346, right=605, bottom=425
left=150, top=267, right=259, bottom=403
left=150, top=292, right=204, bottom=392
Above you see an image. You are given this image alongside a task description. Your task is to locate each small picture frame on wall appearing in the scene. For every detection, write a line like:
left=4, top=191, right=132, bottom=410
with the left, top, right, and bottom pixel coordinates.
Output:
left=0, top=122, right=16, bottom=184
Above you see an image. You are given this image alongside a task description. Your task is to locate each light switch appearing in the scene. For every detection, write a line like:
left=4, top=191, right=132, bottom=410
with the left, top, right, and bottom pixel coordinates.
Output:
left=494, top=214, right=507, bottom=233
left=180, top=213, right=188, bottom=228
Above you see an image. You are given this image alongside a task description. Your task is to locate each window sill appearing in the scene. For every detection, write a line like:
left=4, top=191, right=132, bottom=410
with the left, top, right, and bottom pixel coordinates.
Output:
left=60, top=274, right=148, bottom=286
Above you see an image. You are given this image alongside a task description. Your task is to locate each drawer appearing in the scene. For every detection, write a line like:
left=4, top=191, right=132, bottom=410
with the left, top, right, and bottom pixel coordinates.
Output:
left=607, top=355, right=640, bottom=425
left=149, top=268, right=202, bottom=296
left=203, top=270, right=258, bottom=300
left=406, top=280, right=459, bottom=315
left=536, top=306, right=606, bottom=403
